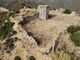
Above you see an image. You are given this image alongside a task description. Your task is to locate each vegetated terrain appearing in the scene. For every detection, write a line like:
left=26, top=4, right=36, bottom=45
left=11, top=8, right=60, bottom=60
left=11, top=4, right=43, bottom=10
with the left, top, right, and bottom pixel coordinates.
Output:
left=0, top=12, right=15, bottom=39
left=24, top=8, right=80, bottom=60
left=63, top=9, right=72, bottom=14
left=67, top=25, right=80, bottom=46
left=0, top=11, right=18, bottom=54
left=0, top=7, right=80, bottom=60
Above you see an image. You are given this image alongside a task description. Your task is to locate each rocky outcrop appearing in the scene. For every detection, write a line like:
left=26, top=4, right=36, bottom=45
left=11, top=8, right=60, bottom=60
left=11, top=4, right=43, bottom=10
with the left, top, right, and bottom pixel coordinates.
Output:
left=0, top=7, right=80, bottom=60
left=0, top=7, right=9, bottom=12
left=8, top=15, right=53, bottom=60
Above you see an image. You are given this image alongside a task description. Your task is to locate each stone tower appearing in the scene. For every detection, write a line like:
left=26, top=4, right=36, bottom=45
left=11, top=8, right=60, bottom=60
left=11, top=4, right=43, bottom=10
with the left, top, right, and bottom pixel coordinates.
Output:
left=38, top=5, right=49, bottom=20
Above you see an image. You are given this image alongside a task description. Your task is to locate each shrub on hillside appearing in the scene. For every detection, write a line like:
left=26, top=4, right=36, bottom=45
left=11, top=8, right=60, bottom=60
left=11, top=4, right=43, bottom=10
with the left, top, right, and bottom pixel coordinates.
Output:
left=0, top=11, right=15, bottom=39
left=70, top=31, right=80, bottom=46
left=0, top=12, right=15, bottom=26
left=63, top=9, right=71, bottom=14
left=67, top=25, right=80, bottom=46
left=0, top=22, right=14, bottom=39
left=14, top=56, right=21, bottom=60
left=67, top=25, right=80, bottom=34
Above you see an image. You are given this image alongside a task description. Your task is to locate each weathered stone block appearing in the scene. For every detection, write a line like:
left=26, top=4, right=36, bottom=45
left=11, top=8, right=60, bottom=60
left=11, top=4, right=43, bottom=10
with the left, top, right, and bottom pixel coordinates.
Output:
left=38, top=5, right=49, bottom=20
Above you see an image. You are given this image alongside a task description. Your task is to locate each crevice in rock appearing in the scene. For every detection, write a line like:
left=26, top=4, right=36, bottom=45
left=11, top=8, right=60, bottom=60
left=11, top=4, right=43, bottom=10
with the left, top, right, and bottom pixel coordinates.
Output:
left=27, top=31, right=42, bottom=46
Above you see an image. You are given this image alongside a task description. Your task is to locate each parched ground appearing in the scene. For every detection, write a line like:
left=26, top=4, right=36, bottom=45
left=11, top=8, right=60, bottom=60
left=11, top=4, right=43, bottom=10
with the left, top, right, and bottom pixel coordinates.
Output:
left=1, top=7, right=80, bottom=60
left=25, top=10, right=80, bottom=46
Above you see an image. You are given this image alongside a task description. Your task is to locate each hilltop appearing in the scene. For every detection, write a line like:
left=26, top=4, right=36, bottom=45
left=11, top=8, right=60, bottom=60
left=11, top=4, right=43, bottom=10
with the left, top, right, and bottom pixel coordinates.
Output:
left=0, top=7, right=80, bottom=60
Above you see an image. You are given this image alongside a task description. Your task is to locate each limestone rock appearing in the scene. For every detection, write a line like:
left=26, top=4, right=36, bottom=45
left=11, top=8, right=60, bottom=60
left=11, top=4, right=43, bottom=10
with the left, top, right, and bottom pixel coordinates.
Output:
left=38, top=5, right=49, bottom=20
left=0, top=7, right=9, bottom=12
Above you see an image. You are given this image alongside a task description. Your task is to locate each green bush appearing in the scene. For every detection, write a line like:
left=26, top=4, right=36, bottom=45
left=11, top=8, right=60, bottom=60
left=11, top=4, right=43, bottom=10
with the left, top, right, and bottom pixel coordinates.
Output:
left=9, top=11, right=16, bottom=17
left=70, top=31, right=80, bottom=46
left=67, top=26, right=80, bottom=34
left=67, top=25, right=80, bottom=46
left=0, top=11, right=15, bottom=39
left=63, top=9, right=71, bottom=14
left=0, top=12, right=15, bottom=26
left=0, top=22, right=14, bottom=39
left=0, top=12, right=9, bottom=25
left=14, top=56, right=21, bottom=60
left=0, top=12, right=14, bottom=20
